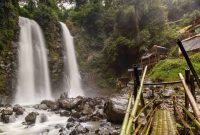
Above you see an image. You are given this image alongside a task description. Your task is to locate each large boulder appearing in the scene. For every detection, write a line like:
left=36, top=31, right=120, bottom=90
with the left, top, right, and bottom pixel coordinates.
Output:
left=13, top=104, right=25, bottom=115
left=59, top=97, right=83, bottom=110
left=104, top=92, right=130, bottom=123
left=25, top=112, right=38, bottom=124
left=38, top=104, right=48, bottom=110
left=40, top=100, right=59, bottom=111
left=1, top=107, right=13, bottom=123
left=1, top=107, right=13, bottom=115
left=1, top=114, right=10, bottom=123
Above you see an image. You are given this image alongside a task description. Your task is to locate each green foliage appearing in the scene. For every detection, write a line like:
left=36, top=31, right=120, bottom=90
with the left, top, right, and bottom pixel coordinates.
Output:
left=0, top=0, right=18, bottom=51
left=68, top=1, right=104, bottom=35
left=149, top=58, right=186, bottom=81
left=181, top=10, right=200, bottom=25
left=150, top=53, right=200, bottom=81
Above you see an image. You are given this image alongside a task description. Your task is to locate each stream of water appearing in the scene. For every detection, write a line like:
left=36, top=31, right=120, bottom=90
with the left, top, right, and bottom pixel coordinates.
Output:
left=15, top=17, right=52, bottom=105
left=60, top=22, right=84, bottom=97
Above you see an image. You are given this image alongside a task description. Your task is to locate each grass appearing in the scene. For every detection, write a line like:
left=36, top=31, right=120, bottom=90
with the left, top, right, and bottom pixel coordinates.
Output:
left=149, top=53, right=200, bottom=81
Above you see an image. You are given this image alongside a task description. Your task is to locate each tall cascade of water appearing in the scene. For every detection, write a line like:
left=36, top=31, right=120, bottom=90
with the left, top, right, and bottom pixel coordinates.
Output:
left=60, top=22, right=84, bottom=97
left=15, top=17, right=52, bottom=104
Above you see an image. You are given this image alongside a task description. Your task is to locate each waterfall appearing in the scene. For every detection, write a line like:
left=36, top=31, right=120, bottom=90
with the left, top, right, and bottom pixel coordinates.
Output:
left=15, top=17, right=52, bottom=104
left=60, top=22, right=84, bottom=97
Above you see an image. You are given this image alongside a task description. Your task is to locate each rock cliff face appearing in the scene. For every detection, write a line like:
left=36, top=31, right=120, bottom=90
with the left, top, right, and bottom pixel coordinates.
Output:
left=0, top=1, right=19, bottom=103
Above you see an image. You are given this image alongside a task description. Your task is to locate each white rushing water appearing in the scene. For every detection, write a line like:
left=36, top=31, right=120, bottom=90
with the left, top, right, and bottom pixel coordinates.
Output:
left=15, top=17, right=52, bottom=104
left=0, top=106, right=101, bottom=135
left=60, top=22, right=84, bottom=97
left=0, top=106, right=68, bottom=135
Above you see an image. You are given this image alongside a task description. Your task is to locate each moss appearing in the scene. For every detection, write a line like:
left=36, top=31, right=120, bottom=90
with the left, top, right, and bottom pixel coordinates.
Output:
left=49, top=50, right=59, bottom=61
left=0, top=72, right=6, bottom=94
left=149, top=53, right=200, bottom=81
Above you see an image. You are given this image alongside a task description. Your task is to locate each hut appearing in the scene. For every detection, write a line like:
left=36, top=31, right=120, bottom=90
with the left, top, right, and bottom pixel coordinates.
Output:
left=179, top=34, right=200, bottom=54
left=141, top=45, right=167, bottom=67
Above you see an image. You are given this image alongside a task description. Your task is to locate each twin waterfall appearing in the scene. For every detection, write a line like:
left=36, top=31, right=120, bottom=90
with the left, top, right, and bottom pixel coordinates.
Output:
left=60, top=22, right=84, bottom=98
left=15, top=17, right=83, bottom=104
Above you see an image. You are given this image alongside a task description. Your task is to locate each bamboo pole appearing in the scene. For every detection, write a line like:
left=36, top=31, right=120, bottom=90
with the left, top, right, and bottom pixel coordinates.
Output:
left=178, top=103, right=200, bottom=129
left=179, top=73, right=200, bottom=122
left=132, top=107, right=157, bottom=135
left=133, top=97, right=157, bottom=123
left=120, top=90, right=133, bottom=135
left=177, top=39, right=200, bottom=89
left=125, top=66, right=148, bottom=135
left=174, top=105, right=194, bottom=135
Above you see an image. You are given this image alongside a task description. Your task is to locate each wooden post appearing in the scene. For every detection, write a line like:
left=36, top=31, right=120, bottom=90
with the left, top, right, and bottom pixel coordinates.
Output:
left=190, top=75, right=196, bottom=100
left=185, top=69, right=190, bottom=110
left=177, top=39, right=200, bottom=90
left=133, top=66, right=139, bottom=100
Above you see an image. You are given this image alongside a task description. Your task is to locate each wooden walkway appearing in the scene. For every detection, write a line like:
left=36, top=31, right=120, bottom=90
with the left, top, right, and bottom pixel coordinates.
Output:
left=151, top=109, right=177, bottom=135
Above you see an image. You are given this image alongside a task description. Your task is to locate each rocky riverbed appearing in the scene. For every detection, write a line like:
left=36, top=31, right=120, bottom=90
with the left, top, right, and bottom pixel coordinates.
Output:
left=0, top=94, right=125, bottom=135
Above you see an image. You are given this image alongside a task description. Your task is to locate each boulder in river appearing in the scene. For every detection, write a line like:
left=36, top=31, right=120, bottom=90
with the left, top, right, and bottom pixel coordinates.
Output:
left=0, top=107, right=13, bottom=123
left=104, top=92, right=129, bottom=123
left=13, top=104, right=25, bottom=115
left=1, top=107, right=13, bottom=115
left=38, top=104, right=48, bottom=110
left=25, top=112, right=38, bottom=124
left=40, top=100, right=59, bottom=111
left=59, top=97, right=83, bottom=110
left=60, top=110, right=71, bottom=117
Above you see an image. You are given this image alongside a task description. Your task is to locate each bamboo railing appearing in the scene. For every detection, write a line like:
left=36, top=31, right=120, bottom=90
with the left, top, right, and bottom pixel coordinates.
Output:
left=120, top=90, right=133, bottom=135
left=125, top=66, right=148, bottom=135
left=179, top=73, right=200, bottom=122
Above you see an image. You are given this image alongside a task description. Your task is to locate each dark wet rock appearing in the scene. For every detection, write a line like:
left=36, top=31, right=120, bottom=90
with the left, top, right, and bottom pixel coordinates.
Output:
left=38, top=104, right=48, bottom=110
left=25, top=112, right=38, bottom=124
left=95, top=122, right=120, bottom=135
left=13, top=104, right=25, bottom=115
left=71, top=110, right=81, bottom=119
left=69, top=129, right=78, bottom=135
left=1, top=114, right=10, bottom=123
left=81, top=103, right=93, bottom=115
left=60, top=110, right=71, bottom=117
left=104, top=92, right=129, bottom=123
left=1, top=107, right=13, bottom=115
left=59, top=97, right=83, bottom=110
left=59, top=127, right=68, bottom=135
left=55, top=124, right=63, bottom=129
left=66, top=122, right=76, bottom=129
left=41, top=100, right=59, bottom=111
left=67, top=117, right=80, bottom=122
left=79, top=116, right=90, bottom=122
left=76, top=124, right=89, bottom=134
left=0, top=107, right=13, bottom=123
left=93, top=108, right=107, bottom=120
